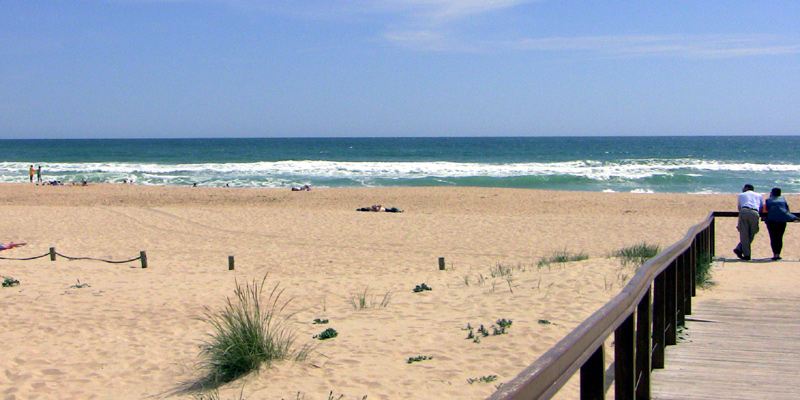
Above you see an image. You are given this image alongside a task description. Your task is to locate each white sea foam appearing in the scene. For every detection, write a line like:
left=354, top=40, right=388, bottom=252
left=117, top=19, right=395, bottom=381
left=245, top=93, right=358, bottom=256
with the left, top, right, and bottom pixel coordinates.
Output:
left=0, top=159, right=798, bottom=187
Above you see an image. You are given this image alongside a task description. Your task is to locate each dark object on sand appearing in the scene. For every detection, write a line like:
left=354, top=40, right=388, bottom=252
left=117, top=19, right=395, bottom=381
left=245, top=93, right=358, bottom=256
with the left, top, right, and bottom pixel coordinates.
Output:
left=413, top=283, right=432, bottom=293
left=357, top=204, right=403, bottom=213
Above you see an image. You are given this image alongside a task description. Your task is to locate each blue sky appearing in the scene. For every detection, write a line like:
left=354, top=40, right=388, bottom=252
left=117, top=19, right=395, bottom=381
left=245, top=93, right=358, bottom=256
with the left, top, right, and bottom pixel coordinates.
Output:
left=1, top=0, right=799, bottom=138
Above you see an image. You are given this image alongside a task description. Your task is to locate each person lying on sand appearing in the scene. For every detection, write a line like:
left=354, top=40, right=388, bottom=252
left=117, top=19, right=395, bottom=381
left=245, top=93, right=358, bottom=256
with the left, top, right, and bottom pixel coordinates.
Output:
left=291, top=184, right=312, bottom=191
left=356, top=205, right=403, bottom=213
left=0, top=242, right=27, bottom=251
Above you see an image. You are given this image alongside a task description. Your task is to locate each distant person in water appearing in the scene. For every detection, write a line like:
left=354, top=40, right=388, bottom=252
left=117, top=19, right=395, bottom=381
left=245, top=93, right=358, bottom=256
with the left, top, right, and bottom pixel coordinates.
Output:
left=28, top=165, right=35, bottom=183
left=763, top=187, right=798, bottom=261
left=36, top=165, right=42, bottom=183
left=0, top=242, right=26, bottom=252
left=733, top=183, right=763, bottom=261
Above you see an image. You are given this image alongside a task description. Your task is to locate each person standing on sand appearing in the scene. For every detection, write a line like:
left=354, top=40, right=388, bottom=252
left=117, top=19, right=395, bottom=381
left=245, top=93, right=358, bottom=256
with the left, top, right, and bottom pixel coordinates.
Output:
left=734, top=183, right=763, bottom=261
left=36, top=165, right=42, bottom=183
left=28, top=165, right=35, bottom=183
left=764, top=187, right=798, bottom=261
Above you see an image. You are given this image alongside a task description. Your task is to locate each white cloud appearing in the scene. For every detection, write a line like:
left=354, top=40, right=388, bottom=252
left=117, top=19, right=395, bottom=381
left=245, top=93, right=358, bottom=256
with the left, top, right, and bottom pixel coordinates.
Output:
left=508, top=34, right=800, bottom=58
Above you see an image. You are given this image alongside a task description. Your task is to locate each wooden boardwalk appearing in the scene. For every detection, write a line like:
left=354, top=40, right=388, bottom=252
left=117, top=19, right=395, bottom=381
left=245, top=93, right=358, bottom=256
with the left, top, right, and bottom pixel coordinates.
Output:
left=651, top=262, right=800, bottom=400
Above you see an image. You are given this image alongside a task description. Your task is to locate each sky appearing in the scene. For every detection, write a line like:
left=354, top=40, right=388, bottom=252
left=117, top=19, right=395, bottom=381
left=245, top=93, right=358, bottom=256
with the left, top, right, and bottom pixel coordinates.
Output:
left=1, top=0, right=799, bottom=138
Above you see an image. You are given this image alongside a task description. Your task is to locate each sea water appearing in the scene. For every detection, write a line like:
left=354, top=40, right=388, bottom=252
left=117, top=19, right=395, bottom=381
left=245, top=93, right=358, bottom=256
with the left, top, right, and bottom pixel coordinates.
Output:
left=1, top=136, right=798, bottom=193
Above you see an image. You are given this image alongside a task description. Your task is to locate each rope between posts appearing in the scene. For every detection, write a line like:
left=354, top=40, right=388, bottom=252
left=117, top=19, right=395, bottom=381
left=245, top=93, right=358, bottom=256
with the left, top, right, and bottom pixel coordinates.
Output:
left=0, top=253, right=51, bottom=261
left=54, top=252, right=142, bottom=264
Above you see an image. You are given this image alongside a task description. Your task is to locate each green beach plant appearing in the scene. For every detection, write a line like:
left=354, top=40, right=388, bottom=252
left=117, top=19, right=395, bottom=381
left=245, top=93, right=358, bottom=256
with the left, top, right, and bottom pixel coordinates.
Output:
left=313, top=328, right=338, bottom=340
left=406, top=355, right=433, bottom=364
left=2, top=276, right=20, bottom=287
left=537, top=250, right=589, bottom=269
left=614, top=242, right=660, bottom=268
left=467, top=375, right=498, bottom=384
left=312, top=318, right=329, bottom=325
left=198, top=275, right=308, bottom=385
left=412, top=283, right=432, bottom=293
left=349, top=288, right=392, bottom=310
left=696, top=252, right=715, bottom=289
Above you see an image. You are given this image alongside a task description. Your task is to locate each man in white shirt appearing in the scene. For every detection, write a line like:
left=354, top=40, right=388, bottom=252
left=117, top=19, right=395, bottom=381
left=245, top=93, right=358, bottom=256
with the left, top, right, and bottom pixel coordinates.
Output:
left=734, top=184, right=763, bottom=260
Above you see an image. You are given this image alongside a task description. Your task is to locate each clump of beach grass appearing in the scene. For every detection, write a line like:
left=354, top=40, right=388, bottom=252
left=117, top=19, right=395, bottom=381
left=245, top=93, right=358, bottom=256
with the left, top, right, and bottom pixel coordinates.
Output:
left=2, top=276, right=20, bottom=287
left=537, top=250, right=589, bottom=269
left=696, top=252, right=715, bottom=289
left=198, top=275, right=309, bottom=385
left=349, top=287, right=392, bottom=310
left=614, top=242, right=660, bottom=268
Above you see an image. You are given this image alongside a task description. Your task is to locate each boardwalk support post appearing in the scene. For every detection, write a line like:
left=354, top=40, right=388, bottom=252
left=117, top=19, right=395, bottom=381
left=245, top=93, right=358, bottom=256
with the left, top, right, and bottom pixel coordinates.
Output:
left=438, top=257, right=445, bottom=270
left=580, top=344, right=605, bottom=400
left=636, top=288, right=652, bottom=399
left=140, top=251, right=148, bottom=269
left=615, top=313, right=635, bottom=400
left=652, top=271, right=666, bottom=369
left=229, top=255, right=235, bottom=271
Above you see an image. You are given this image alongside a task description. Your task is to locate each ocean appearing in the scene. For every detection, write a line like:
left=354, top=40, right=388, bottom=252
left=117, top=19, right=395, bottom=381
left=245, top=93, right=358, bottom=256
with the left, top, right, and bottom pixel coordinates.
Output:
left=1, top=136, right=798, bottom=193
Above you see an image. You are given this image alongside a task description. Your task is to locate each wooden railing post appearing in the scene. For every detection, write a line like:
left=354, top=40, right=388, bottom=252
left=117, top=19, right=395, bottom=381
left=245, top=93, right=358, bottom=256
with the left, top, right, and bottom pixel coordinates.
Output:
left=685, top=246, right=694, bottom=314
left=665, top=260, right=678, bottom=345
left=580, top=344, right=605, bottom=400
left=676, top=253, right=686, bottom=326
left=652, top=271, right=666, bottom=369
left=686, top=235, right=702, bottom=296
left=636, top=289, right=651, bottom=399
left=710, top=217, right=716, bottom=258
left=49, top=247, right=56, bottom=261
left=615, top=313, right=635, bottom=400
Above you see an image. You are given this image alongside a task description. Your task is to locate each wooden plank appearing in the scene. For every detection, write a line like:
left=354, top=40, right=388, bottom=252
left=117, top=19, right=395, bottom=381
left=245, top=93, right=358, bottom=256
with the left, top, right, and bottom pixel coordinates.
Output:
left=652, top=283, right=800, bottom=400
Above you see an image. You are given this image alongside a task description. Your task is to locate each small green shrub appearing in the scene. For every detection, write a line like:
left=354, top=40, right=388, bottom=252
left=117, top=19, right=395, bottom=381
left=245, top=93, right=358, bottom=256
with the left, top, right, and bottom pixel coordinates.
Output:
left=2, top=276, right=20, bottom=287
left=406, top=355, right=433, bottom=364
left=614, top=243, right=660, bottom=267
left=490, top=263, right=512, bottom=278
left=467, top=375, right=498, bottom=384
left=198, top=276, right=308, bottom=385
left=538, top=319, right=551, bottom=325
left=537, top=250, right=589, bottom=269
left=412, top=283, right=432, bottom=293
left=696, top=252, right=715, bottom=289
left=312, top=318, right=329, bottom=325
left=496, top=319, right=512, bottom=329
left=69, top=279, right=90, bottom=289
left=314, top=328, right=338, bottom=340
left=349, top=288, right=392, bottom=310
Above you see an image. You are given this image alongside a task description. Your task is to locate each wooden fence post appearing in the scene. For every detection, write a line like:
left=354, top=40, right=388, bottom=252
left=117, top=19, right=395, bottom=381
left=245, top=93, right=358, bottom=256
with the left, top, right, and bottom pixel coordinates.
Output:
left=49, top=247, right=56, bottom=261
left=580, top=344, right=605, bottom=400
left=228, top=255, right=235, bottom=271
left=140, top=251, right=148, bottom=269
left=438, top=257, right=446, bottom=270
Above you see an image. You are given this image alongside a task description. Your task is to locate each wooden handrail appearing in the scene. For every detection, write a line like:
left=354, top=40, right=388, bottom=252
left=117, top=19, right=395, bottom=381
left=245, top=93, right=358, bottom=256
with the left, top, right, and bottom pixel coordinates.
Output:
left=489, top=212, right=717, bottom=399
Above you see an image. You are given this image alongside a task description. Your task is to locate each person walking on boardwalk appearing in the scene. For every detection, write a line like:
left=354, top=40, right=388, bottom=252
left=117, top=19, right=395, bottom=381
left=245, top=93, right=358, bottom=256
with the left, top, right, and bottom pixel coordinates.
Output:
left=764, top=187, right=797, bottom=261
left=36, top=165, right=42, bottom=183
left=733, top=183, right=763, bottom=261
left=28, top=165, right=35, bottom=183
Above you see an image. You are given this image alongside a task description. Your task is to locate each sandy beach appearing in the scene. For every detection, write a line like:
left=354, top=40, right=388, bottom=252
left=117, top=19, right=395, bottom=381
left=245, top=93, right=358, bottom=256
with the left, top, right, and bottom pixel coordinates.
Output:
left=1, top=184, right=798, bottom=400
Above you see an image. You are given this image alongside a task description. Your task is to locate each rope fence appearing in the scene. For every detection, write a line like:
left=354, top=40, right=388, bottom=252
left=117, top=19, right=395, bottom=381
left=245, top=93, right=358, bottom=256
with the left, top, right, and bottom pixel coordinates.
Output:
left=0, top=247, right=148, bottom=268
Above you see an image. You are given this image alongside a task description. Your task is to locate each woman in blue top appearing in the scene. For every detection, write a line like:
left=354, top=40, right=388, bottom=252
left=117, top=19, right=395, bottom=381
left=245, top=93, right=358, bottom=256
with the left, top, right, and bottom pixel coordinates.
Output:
left=764, top=188, right=798, bottom=261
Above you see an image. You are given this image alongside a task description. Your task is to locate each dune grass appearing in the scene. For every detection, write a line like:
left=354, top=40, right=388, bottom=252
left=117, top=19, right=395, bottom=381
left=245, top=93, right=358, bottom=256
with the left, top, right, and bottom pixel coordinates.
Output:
left=537, top=250, right=589, bottom=269
left=614, top=242, right=660, bottom=268
left=198, top=275, right=309, bottom=385
left=349, top=287, right=392, bottom=310
left=696, top=251, right=715, bottom=289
